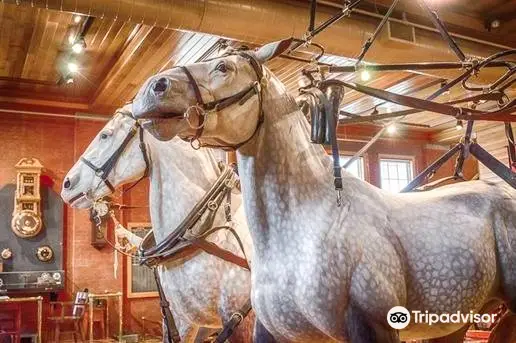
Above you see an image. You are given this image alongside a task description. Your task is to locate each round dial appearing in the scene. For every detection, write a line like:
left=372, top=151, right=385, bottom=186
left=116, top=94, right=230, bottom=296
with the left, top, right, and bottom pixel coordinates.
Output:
left=36, top=245, right=54, bottom=262
left=1, top=248, right=13, bottom=260
left=11, top=210, right=42, bottom=238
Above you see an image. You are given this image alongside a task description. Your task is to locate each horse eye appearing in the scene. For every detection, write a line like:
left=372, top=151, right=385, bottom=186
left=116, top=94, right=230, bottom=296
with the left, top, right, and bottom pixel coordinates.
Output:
left=215, top=62, right=228, bottom=73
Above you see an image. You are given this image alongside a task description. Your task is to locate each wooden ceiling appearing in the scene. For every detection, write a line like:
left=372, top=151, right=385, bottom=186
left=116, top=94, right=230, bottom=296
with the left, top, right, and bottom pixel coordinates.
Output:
left=0, top=0, right=514, bottom=147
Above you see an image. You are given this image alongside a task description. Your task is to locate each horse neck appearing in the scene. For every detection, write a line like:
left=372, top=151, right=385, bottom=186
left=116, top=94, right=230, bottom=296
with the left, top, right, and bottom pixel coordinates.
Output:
left=237, top=73, right=386, bottom=254
left=147, top=137, right=221, bottom=243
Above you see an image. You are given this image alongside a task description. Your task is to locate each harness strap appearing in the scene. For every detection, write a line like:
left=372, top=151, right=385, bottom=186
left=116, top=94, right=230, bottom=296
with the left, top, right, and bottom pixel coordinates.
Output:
left=505, top=122, right=516, bottom=172
left=214, top=299, right=253, bottom=343
left=153, top=267, right=181, bottom=343
left=182, top=66, right=206, bottom=141
left=307, top=86, right=343, bottom=205
left=190, top=238, right=250, bottom=270
left=124, top=126, right=151, bottom=193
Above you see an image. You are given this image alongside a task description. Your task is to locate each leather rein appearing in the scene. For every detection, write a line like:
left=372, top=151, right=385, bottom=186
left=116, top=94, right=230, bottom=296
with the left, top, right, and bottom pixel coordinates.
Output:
left=137, top=162, right=249, bottom=271
left=143, top=51, right=266, bottom=151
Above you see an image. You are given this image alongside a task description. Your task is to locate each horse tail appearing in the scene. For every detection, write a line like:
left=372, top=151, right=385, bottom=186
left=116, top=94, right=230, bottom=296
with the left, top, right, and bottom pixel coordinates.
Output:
left=493, top=186, right=516, bottom=313
left=487, top=311, right=516, bottom=343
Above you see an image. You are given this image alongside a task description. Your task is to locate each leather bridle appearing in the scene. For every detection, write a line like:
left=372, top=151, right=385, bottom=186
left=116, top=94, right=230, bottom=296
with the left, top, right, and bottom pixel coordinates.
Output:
left=144, top=51, right=266, bottom=151
left=80, top=111, right=150, bottom=195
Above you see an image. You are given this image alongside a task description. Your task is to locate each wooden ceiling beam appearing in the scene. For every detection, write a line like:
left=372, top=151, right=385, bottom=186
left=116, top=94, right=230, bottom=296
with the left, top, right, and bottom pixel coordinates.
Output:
left=0, top=98, right=88, bottom=112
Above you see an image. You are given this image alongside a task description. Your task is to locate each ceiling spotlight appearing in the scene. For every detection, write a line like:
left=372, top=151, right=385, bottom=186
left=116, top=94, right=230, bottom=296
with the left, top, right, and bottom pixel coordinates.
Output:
left=71, top=39, right=86, bottom=54
left=455, top=120, right=463, bottom=131
left=68, top=34, right=75, bottom=44
left=67, top=62, right=79, bottom=73
left=490, top=19, right=500, bottom=29
left=360, top=70, right=371, bottom=82
left=74, top=15, right=82, bottom=24
left=386, top=123, right=397, bottom=134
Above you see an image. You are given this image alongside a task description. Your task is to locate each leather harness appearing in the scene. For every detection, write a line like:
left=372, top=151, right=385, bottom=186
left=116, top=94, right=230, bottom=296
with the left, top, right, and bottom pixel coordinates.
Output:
left=83, top=110, right=253, bottom=342
left=80, top=110, right=150, bottom=194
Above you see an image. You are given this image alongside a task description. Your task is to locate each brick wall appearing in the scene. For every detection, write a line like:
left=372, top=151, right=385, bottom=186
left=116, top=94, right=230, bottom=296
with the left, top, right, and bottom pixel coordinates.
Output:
left=0, top=112, right=160, bottom=339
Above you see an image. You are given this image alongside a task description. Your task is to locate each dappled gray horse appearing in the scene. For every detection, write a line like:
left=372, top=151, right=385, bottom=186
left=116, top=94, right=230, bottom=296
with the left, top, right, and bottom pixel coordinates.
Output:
left=130, top=39, right=516, bottom=343
left=61, top=108, right=252, bottom=342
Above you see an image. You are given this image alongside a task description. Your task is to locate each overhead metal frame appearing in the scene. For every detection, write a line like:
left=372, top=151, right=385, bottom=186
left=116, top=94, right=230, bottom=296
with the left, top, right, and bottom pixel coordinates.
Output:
left=294, top=0, right=516, bottom=190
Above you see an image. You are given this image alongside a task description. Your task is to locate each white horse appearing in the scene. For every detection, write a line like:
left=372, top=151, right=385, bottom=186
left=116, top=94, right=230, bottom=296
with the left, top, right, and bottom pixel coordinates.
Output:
left=131, top=40, right=516, bottom=343
left=61, top=107, right=253, bottom=342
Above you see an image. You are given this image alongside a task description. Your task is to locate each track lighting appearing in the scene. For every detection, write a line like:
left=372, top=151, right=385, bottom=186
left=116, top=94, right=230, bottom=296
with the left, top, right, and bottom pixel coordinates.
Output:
left=71, top=38, right=86, bottom=54
left=74, top=15, right=82, bottom=24
left=455, top=120, right=463, bottom=131
left=360, top=70, right=371, bottom=82
left=67, top=62, right=79, bottom=73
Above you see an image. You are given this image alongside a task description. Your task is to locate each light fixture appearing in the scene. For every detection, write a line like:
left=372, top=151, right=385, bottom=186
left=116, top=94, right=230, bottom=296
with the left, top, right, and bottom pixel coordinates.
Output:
left=65, top=76, right=74, bottom=84
left=490, top=19, right=500, bottom=29
left=455, top=120, right=463, bottom=131
left=74, top=15, right=82, bottom=24
left=71, top=38, right=86, bottom=54
left=360, top=70, right=371, bottom=82
left=386, top=123, right=397, bottom=134
left=68, top=34, right=75, bottom=44
left=67, top=62, right=79, bottom=73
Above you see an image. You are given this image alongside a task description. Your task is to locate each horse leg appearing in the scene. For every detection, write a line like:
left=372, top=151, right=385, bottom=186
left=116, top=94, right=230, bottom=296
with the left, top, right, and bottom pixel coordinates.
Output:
left=252, top=317, right=277, bottom=343
left=487, top=311, right=516, bottom=343
left=345, top=303, right=399, bottom=343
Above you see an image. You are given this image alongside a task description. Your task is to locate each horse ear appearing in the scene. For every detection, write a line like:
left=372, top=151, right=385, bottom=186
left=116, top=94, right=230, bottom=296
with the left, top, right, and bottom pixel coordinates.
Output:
left=251, top=38, right=294, bottom=63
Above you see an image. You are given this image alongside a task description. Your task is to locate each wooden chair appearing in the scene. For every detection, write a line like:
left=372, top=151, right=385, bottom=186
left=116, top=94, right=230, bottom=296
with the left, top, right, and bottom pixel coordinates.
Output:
left=48, top=290, right=88, bottom=343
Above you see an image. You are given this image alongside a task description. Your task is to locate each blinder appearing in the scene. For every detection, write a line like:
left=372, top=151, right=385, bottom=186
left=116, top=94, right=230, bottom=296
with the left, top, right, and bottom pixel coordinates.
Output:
left=80, top=112, right=150, bottom=194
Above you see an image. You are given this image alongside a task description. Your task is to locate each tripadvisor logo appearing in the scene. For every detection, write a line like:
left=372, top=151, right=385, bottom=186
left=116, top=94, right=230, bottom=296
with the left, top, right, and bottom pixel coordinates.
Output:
left=387, top=306, right=497, bottom=330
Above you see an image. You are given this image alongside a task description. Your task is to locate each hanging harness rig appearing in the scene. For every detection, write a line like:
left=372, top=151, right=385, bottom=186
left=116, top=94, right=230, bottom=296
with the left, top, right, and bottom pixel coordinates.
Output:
left=298, top=78, right=346, bottom=206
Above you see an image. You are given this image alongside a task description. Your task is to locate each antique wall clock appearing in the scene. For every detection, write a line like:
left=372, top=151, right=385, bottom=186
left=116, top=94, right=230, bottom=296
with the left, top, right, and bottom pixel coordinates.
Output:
left=11, top=158, right=44, bottom=238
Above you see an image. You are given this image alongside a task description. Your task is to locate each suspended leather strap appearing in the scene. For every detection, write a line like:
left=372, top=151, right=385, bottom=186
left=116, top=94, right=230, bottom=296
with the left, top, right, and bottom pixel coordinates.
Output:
left=335, top=81, right=516, bottom=122
left=305, top=86, right=343, bottom=205
left=506, top=122, right=516, bottom=172
left=153, top=267, right=181, bottom=343
left=214, top=299, right=253, bottom=343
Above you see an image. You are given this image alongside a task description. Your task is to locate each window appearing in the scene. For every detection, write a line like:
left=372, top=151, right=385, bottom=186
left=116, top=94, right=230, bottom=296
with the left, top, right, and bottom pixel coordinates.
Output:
left=126, top=223, right=158, bottom=298
left=340, top=156, right=365, bottom=180
left=380, top=158, right=413, bottom=193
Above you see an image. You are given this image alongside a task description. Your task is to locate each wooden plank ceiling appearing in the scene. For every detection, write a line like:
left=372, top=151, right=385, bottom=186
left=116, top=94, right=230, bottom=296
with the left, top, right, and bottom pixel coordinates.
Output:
left=0, top=0, right=513, bottom=155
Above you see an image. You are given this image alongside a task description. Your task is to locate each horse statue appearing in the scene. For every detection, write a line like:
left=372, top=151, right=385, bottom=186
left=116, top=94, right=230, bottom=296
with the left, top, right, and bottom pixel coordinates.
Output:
left=130, top=39, right=516, bottom=343
left=60, top=106, right=253, bottom=342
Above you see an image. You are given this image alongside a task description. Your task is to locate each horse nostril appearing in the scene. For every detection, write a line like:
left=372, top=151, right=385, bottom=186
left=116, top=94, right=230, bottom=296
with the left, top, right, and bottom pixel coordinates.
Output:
left=63, top=179, right=71, bottom=190
left=153, top=78, right=168, bottom=93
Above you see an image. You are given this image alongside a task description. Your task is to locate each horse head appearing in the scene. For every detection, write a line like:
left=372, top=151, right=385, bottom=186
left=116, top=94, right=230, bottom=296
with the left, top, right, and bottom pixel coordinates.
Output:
left=61, top=108, right=149, bottom=208
left=131, top=38, right=293, bottom=148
